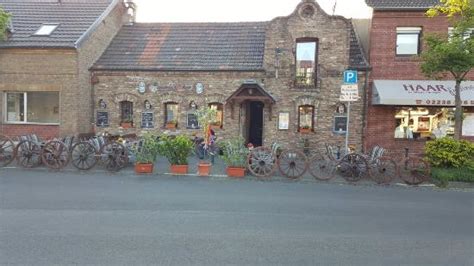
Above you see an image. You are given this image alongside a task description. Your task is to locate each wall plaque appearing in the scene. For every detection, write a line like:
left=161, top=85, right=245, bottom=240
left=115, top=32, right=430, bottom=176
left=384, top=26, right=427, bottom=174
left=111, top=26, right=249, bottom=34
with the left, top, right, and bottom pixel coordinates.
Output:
left=334, top=116, right=347, bottom=133
left=141, top=112, right=154, bottom=128
left=187, top=113, right=199, bottom=129
left=96, top=112, right=109, bottom=127
left=278, top=112, right=289, bottom=130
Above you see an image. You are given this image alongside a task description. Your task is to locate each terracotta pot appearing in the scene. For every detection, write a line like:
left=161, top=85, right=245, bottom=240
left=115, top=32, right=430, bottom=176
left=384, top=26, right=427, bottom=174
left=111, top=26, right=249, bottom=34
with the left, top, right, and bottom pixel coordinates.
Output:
left=226, top=167, right=246, bottom=178
left=165, top=123, right=176, bottom=129
left=121, top=122, right=133, bottom=128
left=198, top=162, right=212, bottom=176
left=299, top=128, right=311, bottom=133
left=170, top=164, right=188, bottom=174
left=135, top=163, right=153, bottom=174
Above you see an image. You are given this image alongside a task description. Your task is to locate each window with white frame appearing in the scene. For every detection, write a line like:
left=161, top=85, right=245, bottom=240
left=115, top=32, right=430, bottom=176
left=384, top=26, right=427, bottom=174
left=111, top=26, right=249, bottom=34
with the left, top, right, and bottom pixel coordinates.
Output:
left=448, top=27, right=474, bottom=40
left=396, top=27, right=422, bottom=55
left=5, top=92, right=59, bottom=124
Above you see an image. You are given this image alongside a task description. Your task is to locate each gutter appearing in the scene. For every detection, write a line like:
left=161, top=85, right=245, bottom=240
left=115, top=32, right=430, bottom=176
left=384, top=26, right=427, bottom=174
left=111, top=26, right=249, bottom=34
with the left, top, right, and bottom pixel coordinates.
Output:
left=74, top=0, right=121, bottom=49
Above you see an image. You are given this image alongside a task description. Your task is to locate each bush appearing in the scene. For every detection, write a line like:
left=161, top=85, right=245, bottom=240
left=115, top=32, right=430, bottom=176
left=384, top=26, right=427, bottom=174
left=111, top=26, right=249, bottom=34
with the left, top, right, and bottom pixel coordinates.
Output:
left=157, top=134, right=194, bottom=165
left=131, top=133, right=160, bottom=164
left=425, top=137, right=474, bottom=168
left=431, top=165, right=474, bottom=185
left=221, top=137, right=249, bottom=168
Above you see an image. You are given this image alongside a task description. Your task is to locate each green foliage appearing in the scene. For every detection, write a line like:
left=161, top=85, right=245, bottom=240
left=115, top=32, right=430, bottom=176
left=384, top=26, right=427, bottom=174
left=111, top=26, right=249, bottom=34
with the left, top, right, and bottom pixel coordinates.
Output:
left=0, top=6, right=11, bottom=41
left=431, top=164, right=474, bottom=185
left=131, top=133, right=159, bottom=164
left=157, top=134, right=193, bottom=165
left=220, top=137, right=249, bottom=167
left=195, top=107, right=217, bottom=135
left=425, top=137, right=474, bottom=168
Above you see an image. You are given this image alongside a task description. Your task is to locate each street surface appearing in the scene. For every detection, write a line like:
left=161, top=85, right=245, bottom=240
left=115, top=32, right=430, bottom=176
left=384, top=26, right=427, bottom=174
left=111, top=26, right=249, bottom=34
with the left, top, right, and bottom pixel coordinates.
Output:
left=0, top=168, right=473, bottom=265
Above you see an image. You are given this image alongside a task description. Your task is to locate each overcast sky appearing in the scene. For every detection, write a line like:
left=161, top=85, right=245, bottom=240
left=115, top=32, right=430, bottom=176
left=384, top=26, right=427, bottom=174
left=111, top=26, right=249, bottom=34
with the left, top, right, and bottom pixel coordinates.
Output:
left=134, top=0, right=373, bottom=22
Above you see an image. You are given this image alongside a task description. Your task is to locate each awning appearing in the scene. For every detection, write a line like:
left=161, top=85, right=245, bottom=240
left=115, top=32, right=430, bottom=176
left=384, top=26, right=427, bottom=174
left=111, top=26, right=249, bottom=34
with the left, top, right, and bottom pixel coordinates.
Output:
left=372, top=80, right=474, bottom=106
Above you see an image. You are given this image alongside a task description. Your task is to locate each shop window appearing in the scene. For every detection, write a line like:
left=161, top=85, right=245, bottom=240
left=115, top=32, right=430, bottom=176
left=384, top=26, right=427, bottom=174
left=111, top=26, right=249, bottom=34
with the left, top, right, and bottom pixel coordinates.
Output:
left=209, top=102, right=224, bottom=128
left=165, top=102, right=178, bottom=127
left=298, top=105, right=314, bottom=132
left=394, top=107, right=457, bottom=139
left=120, top=101, right=133, bottom=123
left=396, top=27, right=422, bottom=55
left=295, top=39, right=318, bottom=87
left=4, top=92, right=59, bottom=124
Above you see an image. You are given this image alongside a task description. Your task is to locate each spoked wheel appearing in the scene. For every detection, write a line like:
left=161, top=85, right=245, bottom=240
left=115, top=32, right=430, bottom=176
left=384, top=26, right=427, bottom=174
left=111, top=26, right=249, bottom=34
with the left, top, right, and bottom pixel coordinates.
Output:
left=100, top=142, right=129, bottom=172
left=308, top=152, right=336, bottom=181
left=337, top=153, right=370, bottom=182
left=15, top=140, right=42, bottom=168
left=71, top=141, right=98, bottom=170
left=399, top=157, right=430, bottom=185
left=371, top=156, right=399, bottom=184
left=277, top=149, right=308, bottom=179
left=247, top=147, right=277, bottom=178
left=0, top=135, right=15, bottom=167
left=41, top=140, right=70, bottom=170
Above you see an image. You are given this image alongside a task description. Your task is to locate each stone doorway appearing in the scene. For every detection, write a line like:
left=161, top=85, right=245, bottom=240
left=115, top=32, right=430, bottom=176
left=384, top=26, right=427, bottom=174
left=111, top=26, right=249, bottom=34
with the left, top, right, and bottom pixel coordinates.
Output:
left=245, top=101, right=264, bottom=147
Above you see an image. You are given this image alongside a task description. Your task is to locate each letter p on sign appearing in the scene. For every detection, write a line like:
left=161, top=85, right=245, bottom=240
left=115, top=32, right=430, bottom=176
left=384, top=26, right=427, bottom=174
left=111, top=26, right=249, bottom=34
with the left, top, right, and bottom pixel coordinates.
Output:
left=343, top=70, right=358, bottom=84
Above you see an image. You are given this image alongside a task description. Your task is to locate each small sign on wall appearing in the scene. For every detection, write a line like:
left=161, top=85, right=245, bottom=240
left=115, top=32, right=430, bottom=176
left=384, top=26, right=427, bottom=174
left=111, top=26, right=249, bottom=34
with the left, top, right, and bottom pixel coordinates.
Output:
left=278, top=112, right=289, bottom=130
left=187, top=113, right=199, bottom=129
left=334, top=116, right=347, bottom=134
left=96, top=112, right=109, bottom=127
left=141, top=112, right=154, bottom=128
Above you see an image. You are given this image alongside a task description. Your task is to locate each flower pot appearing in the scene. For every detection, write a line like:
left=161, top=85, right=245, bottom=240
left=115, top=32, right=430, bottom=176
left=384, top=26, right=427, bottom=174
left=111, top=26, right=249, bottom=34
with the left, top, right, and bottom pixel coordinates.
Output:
left=226, top=167, right=246, bottom=178
left=121, top=122, right=133, bottom=128
left=299, top=128, right=311, bottom=133
left=135, top=163, right=153, bottom=174
left=166, top=123, right=176, bottom=129
left=198, top=162, right=212, bottom=176
left=170, top=164, right=188, bottom=174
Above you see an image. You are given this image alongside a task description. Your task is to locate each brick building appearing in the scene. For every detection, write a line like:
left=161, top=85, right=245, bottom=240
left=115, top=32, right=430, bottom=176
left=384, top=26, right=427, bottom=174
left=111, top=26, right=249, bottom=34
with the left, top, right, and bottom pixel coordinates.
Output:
left=365, top=0, right=474, bottom=155
left=91, top=0, right=370, bottom=150
left=0, top=0, right=128, bottom=139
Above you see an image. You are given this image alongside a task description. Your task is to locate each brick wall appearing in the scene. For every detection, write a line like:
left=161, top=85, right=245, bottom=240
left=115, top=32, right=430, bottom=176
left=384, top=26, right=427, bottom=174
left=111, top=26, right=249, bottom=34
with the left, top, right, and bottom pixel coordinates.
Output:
left=1, top=124, right=59, bottom=140
left=366, top=10, right=474, bottom=155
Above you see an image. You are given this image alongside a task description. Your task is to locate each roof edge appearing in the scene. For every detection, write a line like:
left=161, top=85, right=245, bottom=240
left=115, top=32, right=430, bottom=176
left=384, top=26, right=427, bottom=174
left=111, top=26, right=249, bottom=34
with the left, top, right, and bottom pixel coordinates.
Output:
left=90, top=67, right=267, bottom=73
left=74, top=0, right=121, bottom=49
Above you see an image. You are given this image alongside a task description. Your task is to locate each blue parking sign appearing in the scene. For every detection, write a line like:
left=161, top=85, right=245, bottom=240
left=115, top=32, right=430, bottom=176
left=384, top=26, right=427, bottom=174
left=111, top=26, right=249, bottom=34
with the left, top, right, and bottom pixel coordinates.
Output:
left=343, top=70, right=358, bottom=84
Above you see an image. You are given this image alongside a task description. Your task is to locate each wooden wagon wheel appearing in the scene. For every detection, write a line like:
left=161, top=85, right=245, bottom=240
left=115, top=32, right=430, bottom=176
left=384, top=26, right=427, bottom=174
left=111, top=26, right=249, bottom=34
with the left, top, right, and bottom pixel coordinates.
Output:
left=41, top=140, right=70, bottom=170
left=100, top=142, right=129, bottom=172
left=0, top=135, right=15, bottom=167
left=70, top=141, right=98, bottom=170
left=337, top=153, right=369, bottom=182
left=15, top=140, right=42, bottom=168
left=277, top=149, right=308, bottom=179
left=308, top=152, right=336, bottom=181
left=371, top=156, right=399, bottom=184
left=247, top=146, right=277, bottom=178
left=399, top=157, right=430, bottom=185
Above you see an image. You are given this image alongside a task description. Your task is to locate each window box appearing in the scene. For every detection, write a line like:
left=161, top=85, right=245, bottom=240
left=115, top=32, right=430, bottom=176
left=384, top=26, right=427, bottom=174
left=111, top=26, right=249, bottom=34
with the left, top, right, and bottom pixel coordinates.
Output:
left=299, top=127, right=312, bottom=133
left=165, top=121, right=177, bottom=129
left=120, top=121, right=133, bottom=128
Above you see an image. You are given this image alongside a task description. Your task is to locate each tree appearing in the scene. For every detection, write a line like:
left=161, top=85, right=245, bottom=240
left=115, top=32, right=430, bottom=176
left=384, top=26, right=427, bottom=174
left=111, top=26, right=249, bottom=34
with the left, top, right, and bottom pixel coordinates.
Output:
left=421, top=0, right=474, bottom=139
left=0, top=5, right=10, bottom=41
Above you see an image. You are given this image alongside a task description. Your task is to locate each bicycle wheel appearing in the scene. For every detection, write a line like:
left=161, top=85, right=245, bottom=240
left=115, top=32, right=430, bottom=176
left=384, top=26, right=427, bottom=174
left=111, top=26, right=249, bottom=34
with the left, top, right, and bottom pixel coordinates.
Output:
left=277, top=149, right=308, bottom=179
left=41, top=140, right=70, bottom=169
left=308, top=152, right=336, bottom=180
left=16, top=140, right=41, bottom=168
left=100, top=142, right=129, bottom=172
left=71, top=141, right=98, bottom=170
left=0, top=135, right=15, bottom=167
left=399, top=157, right=430, bottom=185
left=337, top=153, right=369, bottom=182
left=371, top=156, right=398, bottom=184
left=247, top=147, right=276, bottom=178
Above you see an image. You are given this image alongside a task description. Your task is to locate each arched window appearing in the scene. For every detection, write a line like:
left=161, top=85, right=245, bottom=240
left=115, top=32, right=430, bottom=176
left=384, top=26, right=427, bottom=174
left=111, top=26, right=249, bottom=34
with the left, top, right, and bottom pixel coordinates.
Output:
left=208, top=102, right=224, bottom=128
left=295, top=38, right=318, bottom=87
left=164, top=102, right=178, bottom=127
left=120, top=101, right=133, bottom=123
left=298, top=105, right=314, bottom=132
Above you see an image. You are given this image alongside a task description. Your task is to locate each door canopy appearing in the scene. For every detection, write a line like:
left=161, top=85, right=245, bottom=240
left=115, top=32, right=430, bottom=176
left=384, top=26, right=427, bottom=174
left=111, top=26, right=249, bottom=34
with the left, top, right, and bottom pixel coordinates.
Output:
left=226, top=82, right=276, bottom=120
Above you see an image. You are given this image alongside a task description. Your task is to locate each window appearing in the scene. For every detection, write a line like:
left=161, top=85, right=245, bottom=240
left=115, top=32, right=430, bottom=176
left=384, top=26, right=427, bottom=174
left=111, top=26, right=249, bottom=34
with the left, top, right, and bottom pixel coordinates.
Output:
left=34, top=24, right=58, bottom=36
left=165, top=102, right=178, bottom=125
left=120, top=101, right=133, bottom=123
left=396, top=27, right=422, bottom=55
left=209, top=103, right=223, bottom=128
left=296, top=39, right=317, bottom=86
left=298, top=105, right=314, bottom=132
left=5, top=92, right=59, bottom=124
left=448, top=27, right=474, bottom=40
left=394, top=107, right=456, bottom=139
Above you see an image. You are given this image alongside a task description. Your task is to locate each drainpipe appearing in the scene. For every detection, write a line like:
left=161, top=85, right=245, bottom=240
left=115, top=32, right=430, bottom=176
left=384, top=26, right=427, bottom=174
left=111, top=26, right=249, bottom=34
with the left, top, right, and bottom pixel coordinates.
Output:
left=362, top=68, right=371, bottom=153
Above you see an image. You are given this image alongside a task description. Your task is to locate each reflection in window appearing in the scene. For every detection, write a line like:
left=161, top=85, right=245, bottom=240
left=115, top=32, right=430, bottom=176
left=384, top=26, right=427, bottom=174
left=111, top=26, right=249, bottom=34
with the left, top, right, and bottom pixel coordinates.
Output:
left=120, top=101, right=133, bottom=123
left=298, top=105, right=314, bottom=131
left=5, top=92, right=59, bottom=124
left=394, top=107, right=457, bottom=139
left=165, top=102, right=178, bottom=125
left=209, top=103, right=224, bottom=128
left=296, top=40, right=317, bottom=86
left=396, top=27, right=421, bottom=55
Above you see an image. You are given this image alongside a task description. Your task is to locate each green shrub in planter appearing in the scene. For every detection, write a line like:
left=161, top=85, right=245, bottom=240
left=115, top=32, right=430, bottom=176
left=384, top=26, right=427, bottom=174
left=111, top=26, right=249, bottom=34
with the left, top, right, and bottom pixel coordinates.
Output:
left=221, top=137, right=249, bottom=167
left=131, top=133, right=160, bottom=164
left=157, top=134, right=194, bottom=165
left=425, top=137, right=474, bottom=168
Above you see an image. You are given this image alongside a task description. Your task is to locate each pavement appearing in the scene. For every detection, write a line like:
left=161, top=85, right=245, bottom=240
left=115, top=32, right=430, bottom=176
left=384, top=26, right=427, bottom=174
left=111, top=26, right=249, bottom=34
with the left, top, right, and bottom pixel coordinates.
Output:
left=1, top=166, right=473, bottom=265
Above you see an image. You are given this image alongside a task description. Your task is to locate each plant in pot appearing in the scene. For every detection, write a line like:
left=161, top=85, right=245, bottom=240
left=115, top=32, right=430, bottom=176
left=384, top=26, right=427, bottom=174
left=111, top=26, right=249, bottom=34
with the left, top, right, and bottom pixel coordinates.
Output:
left=131, top=133, right=159, bottom=174
left=120, top=119, right=133, bottom=128
left=300, top=125, right=311, bottom=133
left=221, top=137, right=249, bottom=178
left=165, top=120, right=177, bottom=129
left=195, top=107, right=218, bottom=176
left=157, top=134, right=193, bottom=174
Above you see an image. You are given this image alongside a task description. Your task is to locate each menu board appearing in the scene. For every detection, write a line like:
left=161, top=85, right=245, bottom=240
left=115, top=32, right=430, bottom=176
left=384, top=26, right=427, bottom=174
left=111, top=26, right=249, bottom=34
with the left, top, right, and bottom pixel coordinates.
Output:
left=141, top=112, right=154, bottom=128
left=96, top=112, right=109, bottom=127
left=334, top=116, right=347, bottom=133
left=187, top=113, right=199, bottom=129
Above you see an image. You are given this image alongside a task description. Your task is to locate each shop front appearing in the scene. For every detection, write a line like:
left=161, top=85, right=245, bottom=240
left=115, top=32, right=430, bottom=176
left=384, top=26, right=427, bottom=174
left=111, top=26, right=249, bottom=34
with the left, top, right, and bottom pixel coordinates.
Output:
left=367, top=80, right=474, bottom=154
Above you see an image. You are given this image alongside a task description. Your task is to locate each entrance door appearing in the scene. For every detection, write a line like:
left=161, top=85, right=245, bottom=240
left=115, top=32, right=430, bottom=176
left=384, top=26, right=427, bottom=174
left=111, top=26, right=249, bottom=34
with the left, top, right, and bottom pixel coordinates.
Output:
left=248, top=101, right=264, bottom=146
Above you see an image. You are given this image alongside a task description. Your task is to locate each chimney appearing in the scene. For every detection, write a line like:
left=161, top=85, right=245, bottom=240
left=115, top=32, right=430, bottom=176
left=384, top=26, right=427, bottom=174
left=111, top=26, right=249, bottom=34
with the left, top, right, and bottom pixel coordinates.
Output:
left=124, top=0, right=137, bottom=25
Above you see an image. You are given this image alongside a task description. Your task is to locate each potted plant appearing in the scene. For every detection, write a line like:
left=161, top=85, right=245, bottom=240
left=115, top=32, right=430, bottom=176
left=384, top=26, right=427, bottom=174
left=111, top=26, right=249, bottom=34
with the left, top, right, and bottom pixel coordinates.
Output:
left=120, top=119, right=133, bottom=128
left=165, top=120, right=177, bottom=129
left=195, top=107, right=218, bottom=176
left=157, top=134, right=193, bottom=174
left=221, top=137, right=249, bottom=178
left=299, top=125, right=311, bottom=133
left=131, top=133, right=159, bottom=174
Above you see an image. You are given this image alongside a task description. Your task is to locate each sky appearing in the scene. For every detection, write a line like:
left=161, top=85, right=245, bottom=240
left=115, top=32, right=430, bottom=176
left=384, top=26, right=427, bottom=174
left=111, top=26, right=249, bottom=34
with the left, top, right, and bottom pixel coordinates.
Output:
left=134, top=0, right=373, bottom=23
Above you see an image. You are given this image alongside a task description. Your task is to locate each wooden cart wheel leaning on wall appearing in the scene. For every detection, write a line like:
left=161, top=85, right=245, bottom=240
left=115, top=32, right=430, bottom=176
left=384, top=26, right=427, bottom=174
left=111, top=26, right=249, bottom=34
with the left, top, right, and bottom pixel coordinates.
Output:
left=0, top=135, right=16, bottom=167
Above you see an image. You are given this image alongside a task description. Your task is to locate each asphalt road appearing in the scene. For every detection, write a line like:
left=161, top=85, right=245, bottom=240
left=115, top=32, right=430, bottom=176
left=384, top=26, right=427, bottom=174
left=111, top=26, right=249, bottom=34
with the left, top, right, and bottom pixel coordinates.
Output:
left=0, top=168, right=473, bottom=265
